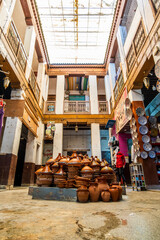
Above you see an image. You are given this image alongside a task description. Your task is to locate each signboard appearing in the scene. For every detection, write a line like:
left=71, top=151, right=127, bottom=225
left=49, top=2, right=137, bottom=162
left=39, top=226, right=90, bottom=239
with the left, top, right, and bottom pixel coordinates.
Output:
left=114, top=88, right=129, bottom=133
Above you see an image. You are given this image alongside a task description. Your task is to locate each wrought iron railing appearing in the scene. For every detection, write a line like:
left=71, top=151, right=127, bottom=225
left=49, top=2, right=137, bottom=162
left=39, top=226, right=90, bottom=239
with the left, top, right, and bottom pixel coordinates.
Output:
left=98, top=101, right=109, bottom=113
left=7, top=20, right=27, bottom=72
left=64, top=101, right=90, bottom=113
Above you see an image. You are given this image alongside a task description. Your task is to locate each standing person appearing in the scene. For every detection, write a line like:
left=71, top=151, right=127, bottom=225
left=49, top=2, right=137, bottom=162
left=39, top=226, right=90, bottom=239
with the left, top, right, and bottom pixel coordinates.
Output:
left=116, top=148, right=126, bottom=186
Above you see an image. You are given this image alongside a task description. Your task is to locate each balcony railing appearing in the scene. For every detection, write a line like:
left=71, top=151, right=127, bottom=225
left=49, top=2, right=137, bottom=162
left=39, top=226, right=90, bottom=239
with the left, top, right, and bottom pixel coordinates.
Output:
left=151, top=0, right=160, bottom=13
left=98, top=101, right=109, bottom=114
left=126, top=21, right=146, bottom=73
left=113, top=71, right=124, bottom=102
left=29, top=69, right=40, bottom=103
left=64, top=101, right=90, bottom=113
left=7, top=20, right=27, bottom=72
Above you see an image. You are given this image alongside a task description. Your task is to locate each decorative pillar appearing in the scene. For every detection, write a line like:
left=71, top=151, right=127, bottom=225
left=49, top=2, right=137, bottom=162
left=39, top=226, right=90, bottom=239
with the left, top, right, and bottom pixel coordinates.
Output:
left=129, top=89, right=159, bottom=185
left=24, top=26, right=36, bottom=80
left=55, top=75, right=65, bottom=114
left=53, top=123, right=63, bottom=159
left=89, top=75, right=99, bottom=114
left=91, top=123, right=101, bottom=160
left=0, top=0, right=16, bottom=34
left=104, top=75, right=111, bottom=113
left=0, top=117, right=22, bottom=186
left=21, top=130, right=37, bottom=185
left=117, top=26, right=128, bottom=82
left=108, top=63, right=116, bottom=106
left=36, top=63, right=45, bottom=106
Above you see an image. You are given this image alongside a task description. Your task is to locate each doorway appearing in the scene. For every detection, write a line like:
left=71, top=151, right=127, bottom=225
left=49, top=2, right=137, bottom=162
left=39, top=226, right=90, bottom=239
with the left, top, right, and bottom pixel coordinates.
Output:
left=14, top=124, right=28, bottom=186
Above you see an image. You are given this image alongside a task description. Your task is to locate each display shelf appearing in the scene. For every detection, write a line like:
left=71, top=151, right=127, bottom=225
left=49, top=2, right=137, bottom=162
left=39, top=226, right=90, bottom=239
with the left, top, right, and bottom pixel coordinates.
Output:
left=129, top=163, right=146, bottom=191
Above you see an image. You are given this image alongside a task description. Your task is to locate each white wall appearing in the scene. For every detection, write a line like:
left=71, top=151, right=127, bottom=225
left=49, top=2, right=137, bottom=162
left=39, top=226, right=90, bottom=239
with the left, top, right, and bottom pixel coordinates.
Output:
left=48, top=77, right=57, bottom=95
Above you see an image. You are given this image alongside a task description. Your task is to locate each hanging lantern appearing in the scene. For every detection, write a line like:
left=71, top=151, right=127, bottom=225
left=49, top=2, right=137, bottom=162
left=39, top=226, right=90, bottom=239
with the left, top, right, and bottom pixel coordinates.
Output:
left=156, top=79, right=160, bottom=92
left=3, top=77, right=10, bottom=89
left=143, top=77, right=150, bottom=89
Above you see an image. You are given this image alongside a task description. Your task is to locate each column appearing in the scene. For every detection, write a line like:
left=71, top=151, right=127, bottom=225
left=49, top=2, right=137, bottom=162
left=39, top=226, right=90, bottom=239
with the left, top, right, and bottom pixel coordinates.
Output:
left=21, top=130, right=37, bottom=185
left=89, top=75, right=99, bottom=114
left=24, top=26, right=36, bottom=80
left=55, top=75, right=65, bottom=114
left=0, top=117, right=22, bottom=186
left=53, top=123, right=63, bottom=159
left=104, top=75, right=111, bottom=113
left=91, top=123, right=101, bottom=160
left=117, top=26, right=128, bottom=82
left=0, top=0, right=16, bottom=34
left=36, top=63, right=45, bottom=106
left=108, top=63, right=116, bottom=107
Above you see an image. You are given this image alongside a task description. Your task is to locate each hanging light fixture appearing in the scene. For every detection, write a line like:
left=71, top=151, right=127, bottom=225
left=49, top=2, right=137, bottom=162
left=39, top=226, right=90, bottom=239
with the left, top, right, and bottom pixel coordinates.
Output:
left=143, top=77, right=150, bottom=89
left=3, top=77, right=10, bottom=89
left=75, top=123, right=78, bottom=132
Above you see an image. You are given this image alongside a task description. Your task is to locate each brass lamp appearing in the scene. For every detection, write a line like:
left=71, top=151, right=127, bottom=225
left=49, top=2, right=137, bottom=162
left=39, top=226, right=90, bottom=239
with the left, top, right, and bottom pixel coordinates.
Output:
left=143, top=77, right=150, bottom=89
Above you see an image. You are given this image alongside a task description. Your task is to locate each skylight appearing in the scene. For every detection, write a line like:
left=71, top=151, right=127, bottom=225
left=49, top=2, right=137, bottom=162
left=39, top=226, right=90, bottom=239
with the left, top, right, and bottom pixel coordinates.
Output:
left=35, top=0, right=117, bottom=64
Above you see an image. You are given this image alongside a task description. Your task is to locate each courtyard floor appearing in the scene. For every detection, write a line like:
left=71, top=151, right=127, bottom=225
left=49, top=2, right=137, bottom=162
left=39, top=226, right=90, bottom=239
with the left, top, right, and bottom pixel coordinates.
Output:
left=0, top=188, right=160, bottom=240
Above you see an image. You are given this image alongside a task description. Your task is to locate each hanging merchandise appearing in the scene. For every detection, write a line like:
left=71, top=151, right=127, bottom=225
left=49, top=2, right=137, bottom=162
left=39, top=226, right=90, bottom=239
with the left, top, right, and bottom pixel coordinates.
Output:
left=156, top=79, right=160, bottom=92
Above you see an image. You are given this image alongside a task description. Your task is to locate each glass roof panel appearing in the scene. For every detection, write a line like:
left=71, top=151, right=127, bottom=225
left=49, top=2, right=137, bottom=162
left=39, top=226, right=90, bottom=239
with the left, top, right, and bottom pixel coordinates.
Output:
left=35, top=0, right=118, bottom=64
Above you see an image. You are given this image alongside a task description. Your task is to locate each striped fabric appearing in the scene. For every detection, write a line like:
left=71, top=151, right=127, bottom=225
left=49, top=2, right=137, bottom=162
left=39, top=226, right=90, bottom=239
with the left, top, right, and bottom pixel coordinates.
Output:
left=65, top=77, right=88, bottom=91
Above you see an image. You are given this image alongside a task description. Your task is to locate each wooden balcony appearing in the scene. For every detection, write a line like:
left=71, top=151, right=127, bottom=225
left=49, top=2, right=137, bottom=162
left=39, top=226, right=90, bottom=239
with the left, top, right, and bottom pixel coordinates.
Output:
left=113, top=71, right=124, bottom=103
left=64, top=101, right=90, bottom=114
left=29, top=69, right=40, bottom=103
left=7, top=20, right=27, bottom=73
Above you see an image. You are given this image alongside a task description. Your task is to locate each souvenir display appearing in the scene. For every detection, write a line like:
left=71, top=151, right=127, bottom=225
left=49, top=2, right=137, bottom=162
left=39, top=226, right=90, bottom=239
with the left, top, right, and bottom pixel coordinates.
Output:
left=138, top=116, right=147, bottom=126
left=148, top=151, right=156, bottom=159
left=140, top=151, right=148, bottom=159
left=133, top=132, right=138, bottom=139
left=142, top=135, right=150, bottom=143
left=136, top=107, right=145, bottom=116
left=139, top=126, right=148, bottom=135
left=125, top=108, right=132, bottom=120
left=150, top=128, right=158, bottom=137
left=132, top=125, right=137, bottom=132
left=143, top=143, right=152, bottom=152
left=124, top=98, right=131, bottom=109
left=131, top=118, right=136, bottom=126
left=148, top=116, right=157, bottom=125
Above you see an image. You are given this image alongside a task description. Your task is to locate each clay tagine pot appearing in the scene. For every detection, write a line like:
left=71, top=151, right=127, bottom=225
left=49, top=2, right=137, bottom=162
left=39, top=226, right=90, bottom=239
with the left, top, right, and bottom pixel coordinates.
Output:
left=91, top=157, right=100, bottom=173
left=95, top=156, right=101, bottom=163
left=109, top=187, right=119, bottom=202
left=101, top=166, right=114, bottom=174
left=101, top=189, right=111, bottom=202
left=68, top=158, right=81, bottom=167
left=36, top=165, right=53, bottom=187
left=50, top=162, right=59, bottom=174
left=70, top=151, right=78, bottom=158
left=78, top=153, right=84, bottom=160
left=100, top=159, right=109, bottom=168
left=74, top=176, right=90, bottom=188
left=81, top=166, right=94, bottom=179
left=46, top=157, right=55, bottom=166
left=35, top=166, right=44, bottom=175
left=55, top=153, right=62, bottom=161
left=111, top=183, right=123, bottom=200
left=81, top=157, right=91, bottom=166
left=88, top=182, right=100, bottom=202
left=77, top=186, right=89, bottom=203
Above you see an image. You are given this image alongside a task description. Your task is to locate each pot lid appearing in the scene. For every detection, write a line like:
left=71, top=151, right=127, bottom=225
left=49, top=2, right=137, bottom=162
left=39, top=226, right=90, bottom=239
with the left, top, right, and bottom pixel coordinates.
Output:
left=54, top=166, right=66, bottom=176
left=81, top=166, right=93, bottom=173
left=81, top=157, right=91, bottom=165
left=58, top=157, right=69, bottom=165
left=68, top=158, right=81, bottom=166
left=46, top=158, right=55, bottom=165
left=75, top=176, right=90, bottom=181
left=35, top=166, right=44, bottom=175
left=101, top=166, right=114, bottom=173
left=42, top=165, right=52, bottom=173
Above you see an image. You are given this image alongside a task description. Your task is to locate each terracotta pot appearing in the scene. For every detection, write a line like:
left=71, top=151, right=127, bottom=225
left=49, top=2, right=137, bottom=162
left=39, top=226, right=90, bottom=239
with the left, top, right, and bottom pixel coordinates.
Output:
left=68, top=158, right=81, bottom=167
left=91, top=157, right=100, bottom=173
left=56, top=179, right=66, bottom=188
left=81, top=157, right=91, bottom=166
left=101, top=166, right=114, bottom=174
left=89, top=182, right=100, bottom=202
left=71, top=151, right=78, bottom=158
left=56, top=153, right=62, bottom=161
left=77, top=188, right=89, bottom=203
left=75, top=176, right=90, bottom=188
left=36, top=166, right=53, bottom=187
left=101, top=190, right=110, bottom=202
left=35, top=166, right=44, bottom=175
left=50, top=162, right=59, bottom=174
left=81, top=166, right=93, bottom=179
left=46, top=157, right=55, bottom=166
left=95, top=156, right=101, bottom=163
left=109, top=187, right=119, bottom=202
left=97, top=176, right=109, bottom=194
left=100, top=159, right=109, bottom=168
left=111, top=183, right=123, bottom=200
left=78, top=153, right=84, bottom=160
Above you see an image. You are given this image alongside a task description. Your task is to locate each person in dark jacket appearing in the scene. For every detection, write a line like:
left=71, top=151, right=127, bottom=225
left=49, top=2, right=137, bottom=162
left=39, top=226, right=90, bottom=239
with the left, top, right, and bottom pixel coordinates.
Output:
left=116, top=148, right=126, bottom=186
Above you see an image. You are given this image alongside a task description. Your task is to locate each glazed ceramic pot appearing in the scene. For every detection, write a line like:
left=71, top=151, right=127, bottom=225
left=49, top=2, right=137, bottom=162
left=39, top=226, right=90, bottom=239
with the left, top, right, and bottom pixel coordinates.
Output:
left=66, top=179, right=75, bottom=188
left=111, top=183, right=123, bottom=200
left=81, top=166, right=94, bottom=179
left=46, top=157, right=55, bottom=166
left=78, top=153, right=84, bottom=160
left=101, top=190, right=111, bottom=202
left=95, top=156, right=101, bottom=163
left=89, top=182, right=100, bottom=202
left=54, top=165, right=67, bottom=185
left=97, top=176, right=109, bottom=194
left=109, top=187, right=119, bottom=202
left=77, top=187, right=89, bottom=203
left=101, top=166, right=114, bottom=174
left=100, top=159, right=109, bottom=168
left=59, top=157, right=69, bottom=173
left=35, top=166, right=44, bottom=175
left=91, top=158, right=100, bottom=173
left=56, top=179, right=66, bottom=188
